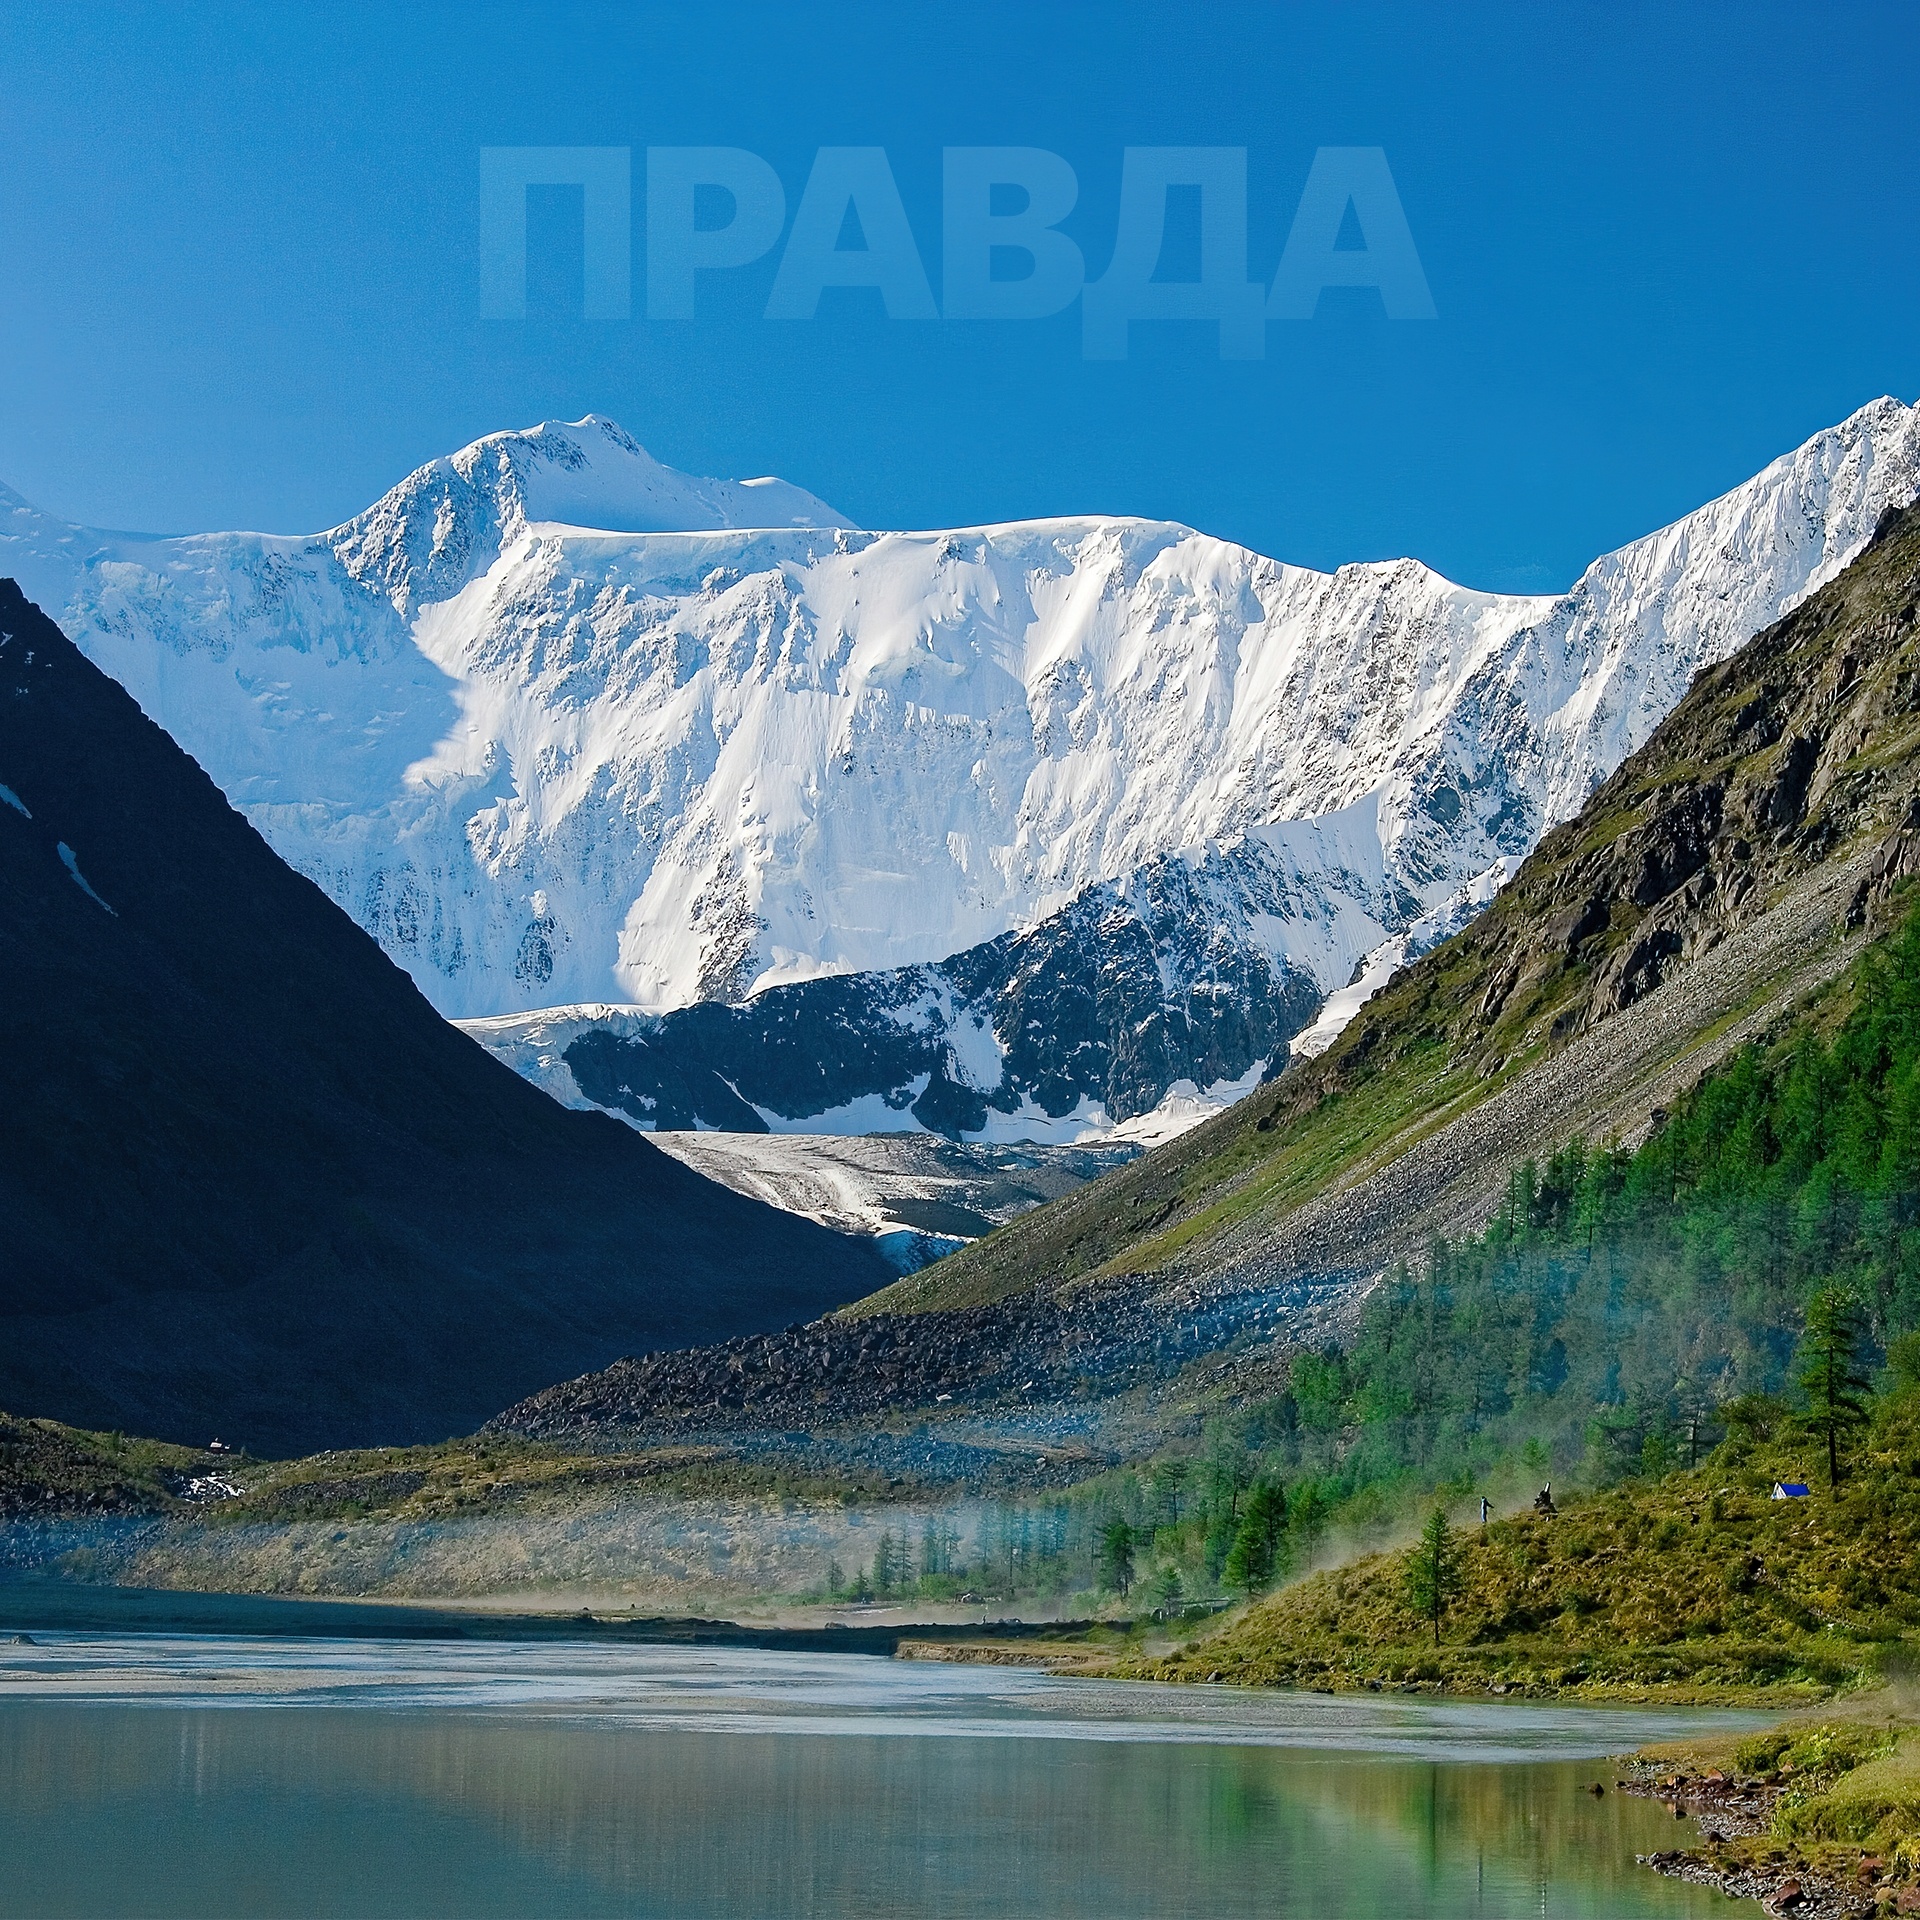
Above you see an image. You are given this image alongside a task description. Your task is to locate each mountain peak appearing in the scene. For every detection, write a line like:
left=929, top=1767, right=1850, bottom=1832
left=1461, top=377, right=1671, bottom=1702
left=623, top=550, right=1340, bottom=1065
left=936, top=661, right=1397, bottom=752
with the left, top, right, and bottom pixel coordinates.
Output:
left=440, top=412, right=856, bottom=535
left=328, top=413, right=855, bottom=615
left=445, top=412, right=856, bottom=533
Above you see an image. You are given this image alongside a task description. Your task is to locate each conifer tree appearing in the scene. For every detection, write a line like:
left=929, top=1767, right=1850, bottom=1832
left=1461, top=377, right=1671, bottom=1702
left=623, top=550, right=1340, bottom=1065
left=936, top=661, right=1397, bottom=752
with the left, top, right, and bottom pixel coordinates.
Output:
left=1403, top=1508, right=1462, bottom=1646
left=1150, top=1459, right=1190, bottom=1527
left=1223, top=1481, right=1288, bottom=1594
left=1798, top=1285, right=1871, bottom=1487
left=1288, top=1480, right=1329, bottom=1559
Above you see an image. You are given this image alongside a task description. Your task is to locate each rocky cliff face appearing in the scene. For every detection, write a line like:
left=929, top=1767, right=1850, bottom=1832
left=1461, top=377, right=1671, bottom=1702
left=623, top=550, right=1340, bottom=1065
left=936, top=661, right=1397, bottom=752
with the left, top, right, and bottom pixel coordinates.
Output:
left=1316, top=498, right=1920, bottom=1097
left=550, top=835, right=1333, bottom=1138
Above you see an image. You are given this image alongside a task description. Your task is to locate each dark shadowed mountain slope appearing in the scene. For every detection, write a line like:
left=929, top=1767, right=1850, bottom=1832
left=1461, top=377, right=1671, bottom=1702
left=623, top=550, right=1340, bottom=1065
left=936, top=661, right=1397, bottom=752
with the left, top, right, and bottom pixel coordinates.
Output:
left=0, top=582, right=886, bottom=1453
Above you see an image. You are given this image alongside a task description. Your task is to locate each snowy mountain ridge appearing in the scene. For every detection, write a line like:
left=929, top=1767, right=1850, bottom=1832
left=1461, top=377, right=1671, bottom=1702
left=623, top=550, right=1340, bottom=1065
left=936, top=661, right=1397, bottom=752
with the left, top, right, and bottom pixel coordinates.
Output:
left=2, top=400, right=1917, bottom=1141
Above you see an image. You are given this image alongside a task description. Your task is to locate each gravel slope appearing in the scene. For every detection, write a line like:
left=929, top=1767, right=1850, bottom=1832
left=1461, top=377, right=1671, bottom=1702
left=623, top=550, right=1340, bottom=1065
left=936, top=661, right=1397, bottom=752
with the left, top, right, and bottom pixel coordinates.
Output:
left=1198, top=851, right=1874, bottom=1300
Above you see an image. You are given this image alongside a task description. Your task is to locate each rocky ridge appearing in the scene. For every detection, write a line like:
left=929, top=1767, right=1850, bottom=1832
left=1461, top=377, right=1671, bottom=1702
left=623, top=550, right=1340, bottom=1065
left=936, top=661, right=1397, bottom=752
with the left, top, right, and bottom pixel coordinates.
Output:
left=874, top=495, right=1920, bottom=1312
left=486, top=1268, right=1343, bottom=1489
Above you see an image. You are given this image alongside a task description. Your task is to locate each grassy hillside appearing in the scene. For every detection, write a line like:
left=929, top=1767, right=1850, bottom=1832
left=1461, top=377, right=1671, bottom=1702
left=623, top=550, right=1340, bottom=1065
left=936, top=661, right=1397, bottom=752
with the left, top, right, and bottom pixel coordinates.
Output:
left=861, top=499, right=1920, bottom=1316
left=0, top=1413, right=211, bottom=1517
left=0, top=1418, right=911, bottom=1529
left=1109, top=1391, right=1920, bottom=1701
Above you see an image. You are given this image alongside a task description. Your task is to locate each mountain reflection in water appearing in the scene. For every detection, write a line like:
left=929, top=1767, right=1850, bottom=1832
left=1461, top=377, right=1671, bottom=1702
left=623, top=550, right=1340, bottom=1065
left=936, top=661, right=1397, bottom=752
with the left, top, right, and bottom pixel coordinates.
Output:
left=0, top=1636, right=1761, bottom=1918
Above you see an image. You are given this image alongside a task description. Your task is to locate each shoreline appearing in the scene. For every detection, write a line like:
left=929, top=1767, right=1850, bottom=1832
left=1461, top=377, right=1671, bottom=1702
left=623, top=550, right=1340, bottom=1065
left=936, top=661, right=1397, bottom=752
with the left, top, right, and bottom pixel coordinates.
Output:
left=1619, top=1763, right=1878, bottom=1919
left=0, top=1575, right=1849, bottom=1712
left=900, top=1633, right=1840, bottom=1706
left=0, top=1576, right=1103, bottom=1658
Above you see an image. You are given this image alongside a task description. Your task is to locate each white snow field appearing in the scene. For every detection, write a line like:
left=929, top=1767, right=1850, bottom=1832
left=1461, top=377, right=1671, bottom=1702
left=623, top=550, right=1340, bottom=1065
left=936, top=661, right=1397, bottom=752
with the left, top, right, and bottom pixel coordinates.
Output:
left=4, top=402, right=1917, bottom=1141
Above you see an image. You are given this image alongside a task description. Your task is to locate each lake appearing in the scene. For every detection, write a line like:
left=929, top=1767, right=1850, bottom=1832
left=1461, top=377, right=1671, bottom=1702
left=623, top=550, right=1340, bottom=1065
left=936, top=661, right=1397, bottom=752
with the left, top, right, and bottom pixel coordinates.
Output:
left=0, top=1631, right=1765, bottom=1917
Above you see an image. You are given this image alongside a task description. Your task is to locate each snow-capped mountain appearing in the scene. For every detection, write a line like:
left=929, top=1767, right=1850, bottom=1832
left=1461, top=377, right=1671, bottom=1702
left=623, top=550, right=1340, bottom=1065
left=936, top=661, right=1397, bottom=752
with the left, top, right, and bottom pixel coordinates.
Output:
left=3, top=401, right=1917, bottom=1141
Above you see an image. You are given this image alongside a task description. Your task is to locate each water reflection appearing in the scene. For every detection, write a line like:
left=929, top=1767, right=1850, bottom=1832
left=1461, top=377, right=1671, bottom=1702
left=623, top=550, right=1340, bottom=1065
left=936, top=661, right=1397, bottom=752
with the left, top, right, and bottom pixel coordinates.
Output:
left=0, top=1637, right=1754, bottom=1918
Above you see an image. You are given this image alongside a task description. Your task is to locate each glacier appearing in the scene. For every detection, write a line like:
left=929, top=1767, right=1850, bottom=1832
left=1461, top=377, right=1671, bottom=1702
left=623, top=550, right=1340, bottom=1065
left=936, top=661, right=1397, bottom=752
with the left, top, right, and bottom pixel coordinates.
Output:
left=2, top=399, right=1917, bottom=1141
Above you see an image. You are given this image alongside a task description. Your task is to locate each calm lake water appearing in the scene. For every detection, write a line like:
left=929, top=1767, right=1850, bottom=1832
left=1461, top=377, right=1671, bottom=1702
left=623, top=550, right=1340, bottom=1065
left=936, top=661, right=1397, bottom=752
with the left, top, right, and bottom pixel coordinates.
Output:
left=0, top=1633, right=1765, bottom=1918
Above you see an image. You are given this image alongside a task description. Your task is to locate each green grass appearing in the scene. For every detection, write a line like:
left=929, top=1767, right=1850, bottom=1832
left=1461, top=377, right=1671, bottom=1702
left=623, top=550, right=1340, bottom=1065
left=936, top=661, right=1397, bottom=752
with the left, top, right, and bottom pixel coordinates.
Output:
left=215, top=1438, right=910, bottom=1522
left=1094, top=1400, right=1920, bottom=1702
left=1094, top=1044, right=1475, bottom=1280
left=1629, top=1708, right=1920, bottom=1902
left=0, top=1411, right=210, bottom=1515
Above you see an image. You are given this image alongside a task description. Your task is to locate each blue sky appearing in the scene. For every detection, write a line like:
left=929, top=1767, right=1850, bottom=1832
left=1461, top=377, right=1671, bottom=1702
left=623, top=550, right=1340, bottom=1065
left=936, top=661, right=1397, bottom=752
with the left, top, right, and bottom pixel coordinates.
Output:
left=1, top=1, right=1916, bottom=591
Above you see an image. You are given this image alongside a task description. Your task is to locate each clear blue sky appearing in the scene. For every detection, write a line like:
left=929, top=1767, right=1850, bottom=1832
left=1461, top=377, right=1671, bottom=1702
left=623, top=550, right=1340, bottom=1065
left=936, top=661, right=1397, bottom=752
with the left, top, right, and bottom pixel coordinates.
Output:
left=2, top=1, right=1916, bottom=591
